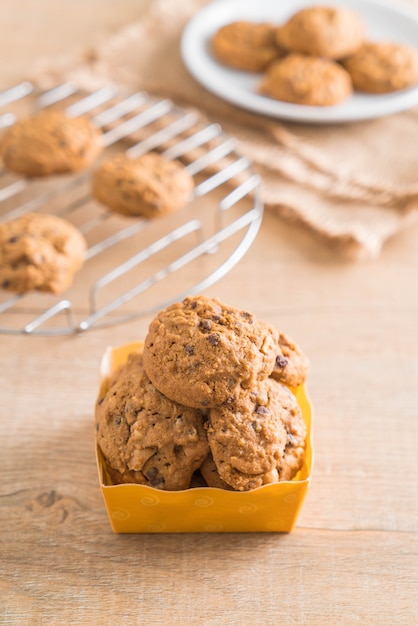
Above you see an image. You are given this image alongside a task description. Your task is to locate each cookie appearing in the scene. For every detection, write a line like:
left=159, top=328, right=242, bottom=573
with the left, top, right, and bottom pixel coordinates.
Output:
left=95, top=349, right=209, bottom=491
left=270, top=383, right=307, bottom=481
left=341, top=41, right=418, bottom=94
left=270, top=330, right=309, bottom=388
left=200, top=454, right=234, bottom=490
left=91, top=152, right=194, bottom=218
left=0, top=212, right=86, bottom=294
left=259, top=53, right=353, bottom=106
left=211, top=21, right=284, bottom=72
left=207, top=377, right=303, bottom=491
left=276, top=6, right=365, bottom=60
left=1, top=109, right=102, bottom=177
left=143, top=295, right=279, bottom=409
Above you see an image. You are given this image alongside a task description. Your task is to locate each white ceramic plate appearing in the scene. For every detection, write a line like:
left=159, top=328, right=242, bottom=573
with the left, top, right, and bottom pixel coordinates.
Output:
left=180, top=0, right=418, bottom=123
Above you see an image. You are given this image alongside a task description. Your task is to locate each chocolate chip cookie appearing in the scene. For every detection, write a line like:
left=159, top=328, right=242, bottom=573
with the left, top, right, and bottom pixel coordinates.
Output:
left=259, top=53, right=353, bottom=106
left=271, top=330, right=309, bottom=388
left=91, top=152, right=194, bottom=218
left=341, top=41, right=418, bottom=94
left=0, top=212, right=86, bottom=294
left=207, top=377, right=303, bottom=491
left=211, top=21, right=284, bottom=72
left=95, top=349, right=209, bottom=491
left=276, top=6, right=365, bottom=60
left=143, top=295, right=279, bottom=409
left=200, top=454, right=234, bottom=490
left=1, top=109, right=102, bottom=177
left=271, top=382, right=307, bottom=481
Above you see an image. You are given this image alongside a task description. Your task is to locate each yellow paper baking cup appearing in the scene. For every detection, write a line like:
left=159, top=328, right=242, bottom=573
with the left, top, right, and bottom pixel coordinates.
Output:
left=96, top=342, right=313, bottom=533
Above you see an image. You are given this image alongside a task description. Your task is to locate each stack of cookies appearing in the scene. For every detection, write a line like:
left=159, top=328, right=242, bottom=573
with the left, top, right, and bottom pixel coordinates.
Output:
left=95, top=295, right=309, bottom=492
left=212, top=5, right=418, bottom=106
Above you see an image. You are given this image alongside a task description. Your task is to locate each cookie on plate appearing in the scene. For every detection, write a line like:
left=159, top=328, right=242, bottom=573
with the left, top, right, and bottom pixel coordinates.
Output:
left=143, top=295, right=279, bottom=409
left=341, top=41, right=418, bottom=94
left=1, top=109, right=102, bottom=177
left=270, top=330, right=309, bottom=388
left=211, top=20, right=284, bottom=72
left=276, top=5, right=365, bottom=60
left=207, top=377, right=304, bottom=491
left=91, top=152, right=194, bottom=219
left=96, top=350, right=209, bottom=491
left=0, top=212, right=86, bottom=294
left=259, top=53, right=353, bottom=106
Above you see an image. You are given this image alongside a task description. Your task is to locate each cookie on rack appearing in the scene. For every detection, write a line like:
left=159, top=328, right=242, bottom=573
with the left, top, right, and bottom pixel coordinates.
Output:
left=259, top=53, right=353, bottom=106
left=211, top=20, right=284, bottom=72
left=143, top=295, right=279, bottom=409
left=341, top=41, right=418, bottom=94
left=95, top=349, right=209, bottom=491
left=0, top=212, right=86, bottom=294
left=206, top=377, right=305, bottom=491
left=1, top=109, right=102, bottom=176
left=276, top=5, right=365, bottom=60
left=91, top=152, right=194, bottom=219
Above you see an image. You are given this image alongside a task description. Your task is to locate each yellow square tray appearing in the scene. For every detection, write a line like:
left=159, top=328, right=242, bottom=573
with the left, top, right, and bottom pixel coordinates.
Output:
left=96, top=342, right=313, bottom=533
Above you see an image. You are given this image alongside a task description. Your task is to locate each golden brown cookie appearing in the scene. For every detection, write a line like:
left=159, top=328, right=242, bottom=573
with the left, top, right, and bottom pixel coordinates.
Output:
left=91, top=152, right=194, bottom=219
left=207, top=377, right=304, bottom=491
left=259, top=53, right=353, bottom=106
left=276, top=5, right=365, bottom=60
left=143, top=295, right=279, bottom=409
left=341, top=41, right=418, bottom=94
left=270, top=330, right=309, bottom=388
left=95, top=350, right=209, bottom=491
left=211, top=21, right=284, bottom=72
left=1, top=109, right=102, bottom=177
left=270, top=383, right=307, bottom=481
left=200, top=454, right=234, bottom=490
left=0, top=212, right=86, bottom=294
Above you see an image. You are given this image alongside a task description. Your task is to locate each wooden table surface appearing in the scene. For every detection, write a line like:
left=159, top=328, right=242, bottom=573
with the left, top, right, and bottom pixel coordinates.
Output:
left=1, top=2, right=417, bottom=625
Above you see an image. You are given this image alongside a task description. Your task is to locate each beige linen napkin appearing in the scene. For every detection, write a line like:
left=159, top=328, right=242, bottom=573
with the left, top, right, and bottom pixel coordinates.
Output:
left=35, top=0, right=418, bottom=260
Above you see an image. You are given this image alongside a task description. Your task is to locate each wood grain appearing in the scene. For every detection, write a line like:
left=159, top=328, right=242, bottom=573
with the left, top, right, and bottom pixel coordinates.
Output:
left=1, top=2, right=418, bottom=624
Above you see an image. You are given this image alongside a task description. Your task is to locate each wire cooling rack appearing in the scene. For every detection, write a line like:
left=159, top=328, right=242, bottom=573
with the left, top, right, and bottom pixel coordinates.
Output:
left=0, top=81, right=263, bottom=335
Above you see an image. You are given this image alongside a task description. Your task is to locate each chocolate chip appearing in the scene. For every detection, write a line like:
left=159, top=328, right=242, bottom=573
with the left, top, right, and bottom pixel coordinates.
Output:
left=97, top=397, right=104, bottom=405
left=185, top=344, right=194, bottom=355
left=256, top=406, right=270, bottom=415
left=190, top=300, right=197, bottom=309
left=8, top=236, right=19, bottom=244
left=212, top=315, right=221, bottom=323
left=2, top=280, right=10, bottom=289
left=241, top=311, right=254, bottom=322
left=207, top=333, right=220, bottom=346
left=275, top=355, right=289, bottom=368
left=199, top=319, right=212, bottom=331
